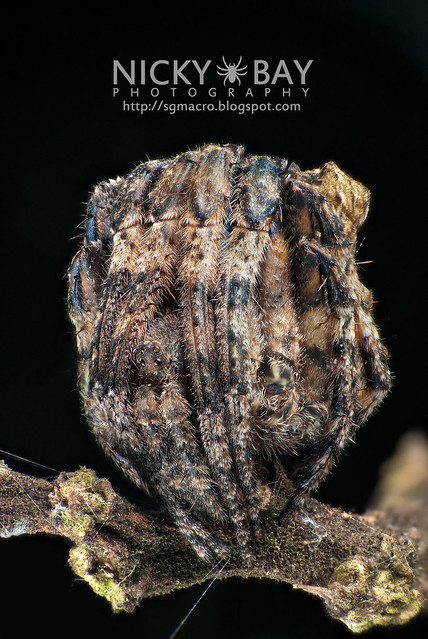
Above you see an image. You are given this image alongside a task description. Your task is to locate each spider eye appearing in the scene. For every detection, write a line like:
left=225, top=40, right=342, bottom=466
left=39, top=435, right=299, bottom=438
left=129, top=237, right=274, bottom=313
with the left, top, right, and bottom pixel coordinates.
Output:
left=154, top=358, right=162, bottom=367
left=153, top=345, right=161, bottom=353
left=259, top=358, right=294, bottom=394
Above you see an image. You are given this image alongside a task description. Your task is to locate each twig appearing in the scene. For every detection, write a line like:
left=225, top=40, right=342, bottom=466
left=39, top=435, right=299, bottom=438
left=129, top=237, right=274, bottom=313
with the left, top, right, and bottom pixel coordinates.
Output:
left=1, top=431, right=427, bottom=633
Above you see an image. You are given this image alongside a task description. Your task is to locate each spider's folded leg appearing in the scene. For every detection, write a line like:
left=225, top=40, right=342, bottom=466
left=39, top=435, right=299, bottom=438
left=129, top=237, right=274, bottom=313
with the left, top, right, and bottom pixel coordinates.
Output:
left=133, top=382, right=230, bottom=562
left=177, top=144, right=256, bottom=557
left=94, top=154, right=194, bottom=390
left=217, top=155, right=287, bottom=538
left=83, top=379, right=228, bottom=563
left=256, top=229, right=302, bottom=453
left=284, top=243, right=358, bottom=514
left=353, top=288, right=391, bottom=424
left=134, top=312, right=226, bottom=529
left=68, top=177, right=124, bottom=390
left=156, top=380, right=231, bottom=561
left=278, top=174, right=391, bottom=520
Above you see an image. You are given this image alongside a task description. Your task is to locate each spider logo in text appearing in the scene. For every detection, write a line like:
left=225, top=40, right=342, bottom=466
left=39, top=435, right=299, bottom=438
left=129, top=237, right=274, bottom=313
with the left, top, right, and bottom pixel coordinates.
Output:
left=216, top=57, right=248, bottom=85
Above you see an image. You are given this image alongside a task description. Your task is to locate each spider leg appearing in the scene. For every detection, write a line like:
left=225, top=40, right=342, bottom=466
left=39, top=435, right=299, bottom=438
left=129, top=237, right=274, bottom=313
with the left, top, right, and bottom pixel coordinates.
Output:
left=353, top=283, right=391, bottom=422
left=177, top=143, right=256, bottom=557
left=84, top=380, right=227, bottom=562
left=134, top=311, right=226, bottom=523
left=256, top=227, right=302, bottom=454
left=86, top=309, right=229, bottom=562
left=157, top=380, right=225, bottom=521
left=289, top=160, right=391, bottom=427
left=218, top=155, right=284, bottom=538
left=89, top=164, right=164, bottom=384
left=94, top=155, right=194, bottom=390
left=74, top=156, right=231, bottom=560
left=278, top=177, right=362, bottom=520
left=68, top=177, right=124, bottom=390
left=134, top=383, right=230, bottom=562
left=303, top=161, right=390, bottom=439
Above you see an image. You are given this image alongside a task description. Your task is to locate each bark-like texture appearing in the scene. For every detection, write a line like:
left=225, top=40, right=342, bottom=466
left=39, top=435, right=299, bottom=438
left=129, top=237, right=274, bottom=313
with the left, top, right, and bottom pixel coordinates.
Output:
left=67, top=150, right=392, bottom=564
left=1, top=431, right=427, bottom=633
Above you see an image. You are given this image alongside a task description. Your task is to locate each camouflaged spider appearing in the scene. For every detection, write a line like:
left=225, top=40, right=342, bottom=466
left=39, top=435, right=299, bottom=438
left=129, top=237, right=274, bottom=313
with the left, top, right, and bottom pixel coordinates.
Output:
left=68, top=144, right=391, bottom=563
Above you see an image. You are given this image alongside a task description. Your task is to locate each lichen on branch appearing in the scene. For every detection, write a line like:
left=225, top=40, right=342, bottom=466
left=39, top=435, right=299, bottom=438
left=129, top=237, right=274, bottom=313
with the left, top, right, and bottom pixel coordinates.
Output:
left=1, top=431, right=427, bottom=633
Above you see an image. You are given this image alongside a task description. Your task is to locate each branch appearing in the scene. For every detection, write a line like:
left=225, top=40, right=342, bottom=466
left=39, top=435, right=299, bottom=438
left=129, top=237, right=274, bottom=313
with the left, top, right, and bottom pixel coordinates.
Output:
left=1, top=431, right=427, bottom=633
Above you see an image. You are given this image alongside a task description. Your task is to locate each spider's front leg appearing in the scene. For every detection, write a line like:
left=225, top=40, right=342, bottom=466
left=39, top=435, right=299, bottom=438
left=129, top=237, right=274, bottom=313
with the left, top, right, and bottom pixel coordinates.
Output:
left=177, top=144, right=257, bottom=557
left=218, top=155, right=288, bottom=539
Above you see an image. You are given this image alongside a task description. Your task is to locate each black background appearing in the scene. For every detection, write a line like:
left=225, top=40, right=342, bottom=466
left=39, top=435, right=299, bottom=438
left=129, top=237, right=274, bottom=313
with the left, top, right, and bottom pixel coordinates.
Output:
left=2, top=1, right=427, bottom=637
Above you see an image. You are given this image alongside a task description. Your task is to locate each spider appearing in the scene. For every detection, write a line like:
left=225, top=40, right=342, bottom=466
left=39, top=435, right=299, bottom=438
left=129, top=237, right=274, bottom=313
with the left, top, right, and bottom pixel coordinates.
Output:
left=68, top=144, right=391, bottom=563
left=216, top=57, right=248, bottom=85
